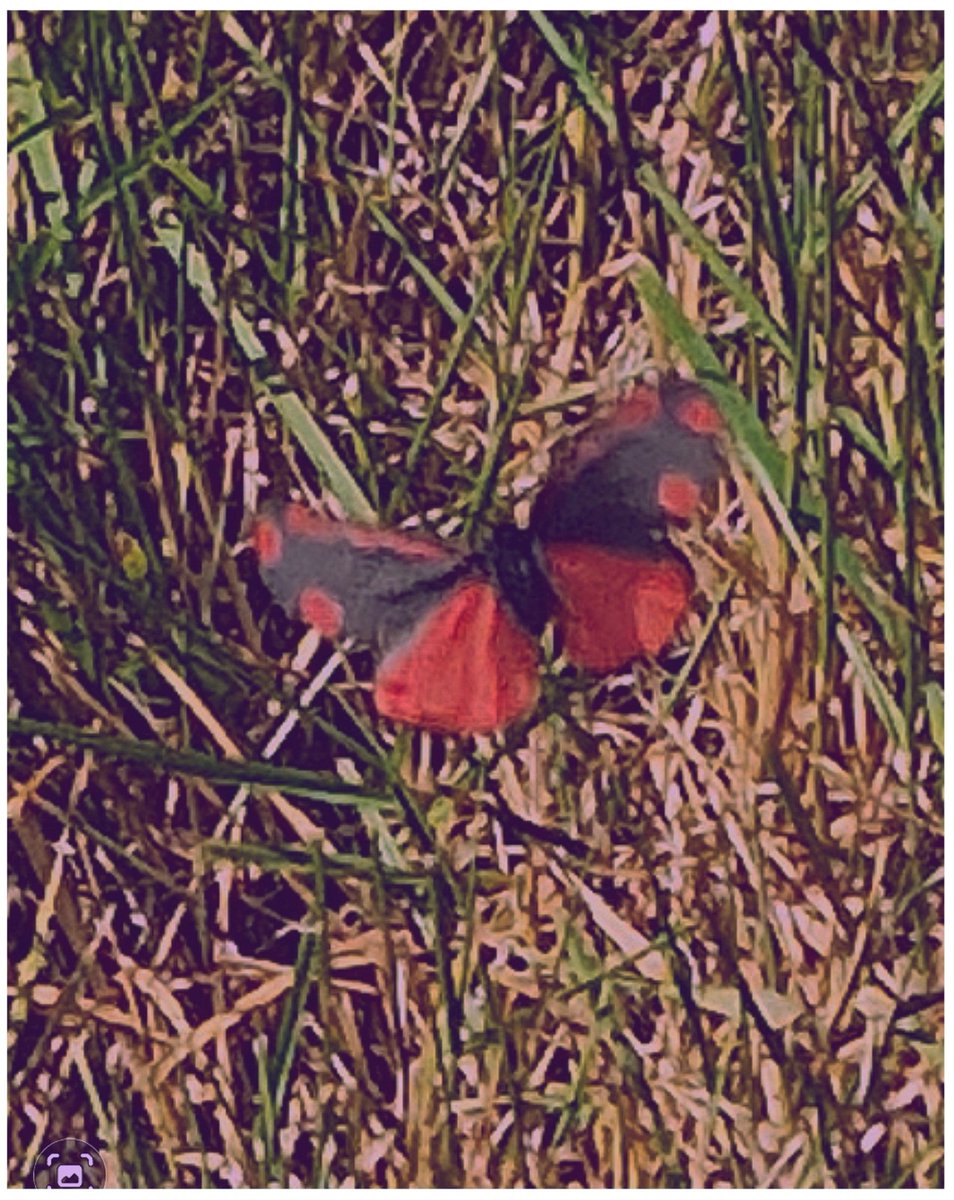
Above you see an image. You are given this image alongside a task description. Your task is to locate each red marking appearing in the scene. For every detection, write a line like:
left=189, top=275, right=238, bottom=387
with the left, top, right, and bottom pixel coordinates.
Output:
left=609, top=384, right=663, bottom=431
left=299, top=587, right=345, bottom=637
left=283, top=504, right=449, bottom=560
left=569, top=386, right=663, bottom=473
left=285, top=504, right=333, bottom=537
left=674, top=393, right=722, bottom=435
left=374, top=582, right=539, bottom=733
left=658, top=472, right=702, bottom=518
left=545, top=544, right=690, bottom=672
left=252, top=518, right=283, bottom=566
left=341, top=526, right=449, bottom=560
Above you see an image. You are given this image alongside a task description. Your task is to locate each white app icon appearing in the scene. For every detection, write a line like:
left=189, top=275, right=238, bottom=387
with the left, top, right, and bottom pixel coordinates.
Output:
left=34, top=1141, right=106, bottom=1189
left=55, top=1161, right=85, bottom=1187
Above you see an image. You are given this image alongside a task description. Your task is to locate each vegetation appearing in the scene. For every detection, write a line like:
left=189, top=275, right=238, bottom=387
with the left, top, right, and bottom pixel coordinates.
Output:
left=9, top=11, right=942, bottom=1187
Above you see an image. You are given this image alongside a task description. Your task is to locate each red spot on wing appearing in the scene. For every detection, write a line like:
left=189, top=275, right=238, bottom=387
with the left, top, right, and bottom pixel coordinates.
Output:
left=610, top=384, right=663, bottom=430
left=545, top=544, right=691, bottom=672
left=674, top=392, right=722, bottom=435
left=569, top=385, right=663, bottom=472
left=299, top=587, right=345, bottom=637
left=252, top=518, right=283, bottom=566
left=283, top=504, right=449, bottom=560
left=374, top=581, right=539, bottom=733
left=658, top=471, right=702, bottom=518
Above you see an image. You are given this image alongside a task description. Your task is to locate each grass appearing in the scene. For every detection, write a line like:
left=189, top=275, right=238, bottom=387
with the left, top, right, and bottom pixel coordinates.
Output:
left=8, top=11, right=943, bottom=1187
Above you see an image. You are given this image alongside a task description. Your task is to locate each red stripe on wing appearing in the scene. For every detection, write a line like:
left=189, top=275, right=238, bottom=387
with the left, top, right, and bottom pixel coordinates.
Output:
left=284, top=503, right=449, bottom=559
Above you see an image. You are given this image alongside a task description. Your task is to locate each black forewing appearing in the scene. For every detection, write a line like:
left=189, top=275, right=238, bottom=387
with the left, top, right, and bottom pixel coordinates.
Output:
left=530, top=381, right=721, bottom=551
left=258, top=507, right=474, bottom=655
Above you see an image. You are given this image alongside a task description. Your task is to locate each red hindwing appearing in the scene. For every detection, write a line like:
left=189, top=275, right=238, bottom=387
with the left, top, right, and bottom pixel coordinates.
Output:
left=374, top=581, right=539, bottom=733
left=545, top=544, right=691, bottom=672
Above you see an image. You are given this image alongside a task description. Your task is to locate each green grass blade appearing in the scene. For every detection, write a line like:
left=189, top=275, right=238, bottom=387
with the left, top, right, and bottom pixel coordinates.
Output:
left=836, top=625, right=907, bottom=749
left=10, top=718, right=395, bottom=808
left=636, top=163, right=792, bottom=361
left=632, top=260, right=785, bottom=489
left=529, top=12, right=618, bottom=139
left=9, top=40, right=70, bottom=240
left=264, top=388, right=375, bottom=522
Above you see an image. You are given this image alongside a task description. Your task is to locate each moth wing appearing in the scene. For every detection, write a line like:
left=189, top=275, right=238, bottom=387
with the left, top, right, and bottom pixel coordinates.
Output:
left=374, top=580, right=539, bottom=733
left=531, top=381, right=722, bottom=548
left=544, top=543, right=692, bottom=672
left=254, top=505, right=539, bottom=732
left=253, top=504, right=460, bottom=652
